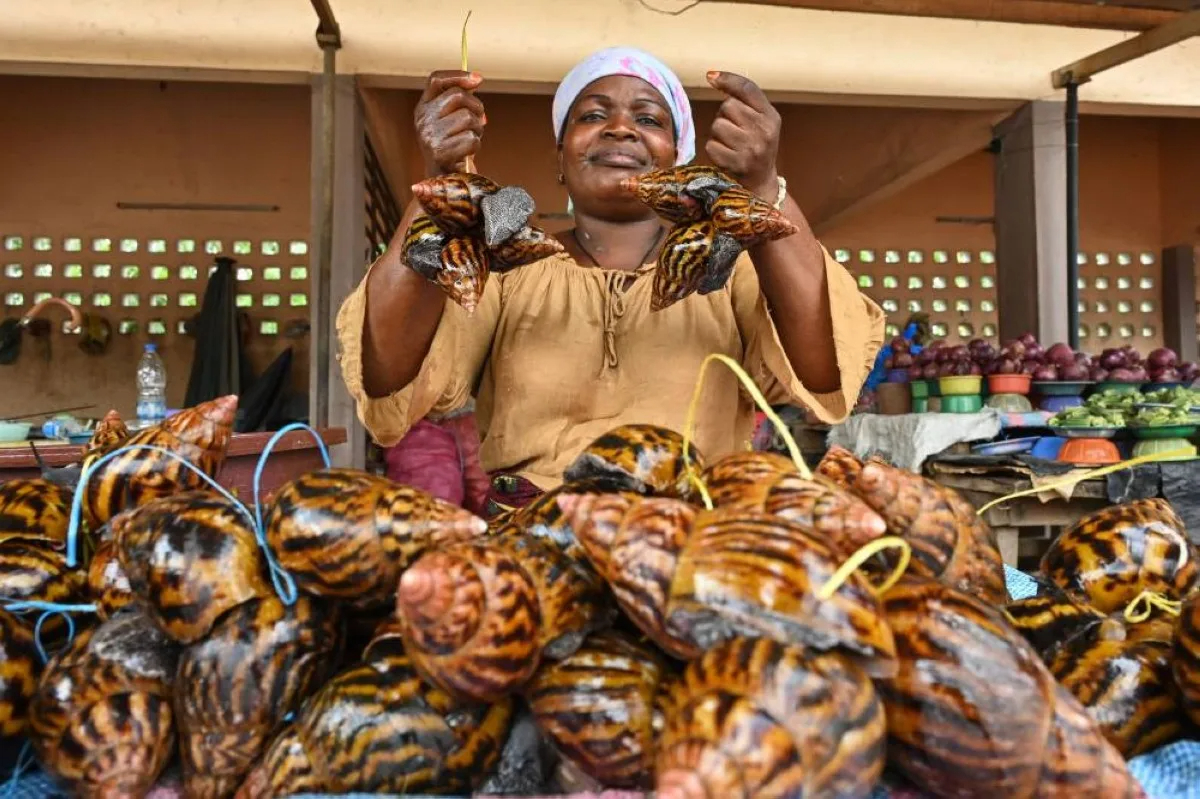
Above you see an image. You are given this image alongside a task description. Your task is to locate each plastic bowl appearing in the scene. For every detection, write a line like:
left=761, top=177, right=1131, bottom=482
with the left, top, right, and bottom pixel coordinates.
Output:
left=912, top=398, right=929, bottom=413
left=941, top=394, right=984, bottom=414
left=1094, top=382, right=1144, bottom=395
left=1038, top=395, right=1085, bottom=413
left=0, top=422, right=31, bottom=443
left=1132, top=438, right=1197, bottom=460
left=1130, top=423, right=1199, bottom=440
left=910, top=381, right=930, bottom=400
left=986, top=393, right=1034, bottom=413
left=1031, top=436, right=1067, bottom=460
left=1033, top=381, right=1093, bottom=397
left=886, top=368, right=911, bottom=384
left=1059, top=437, right=1121, bottom=465
left=987, top=374, right=1032, bottom=395
left=939, top=376, right=983, bottom=396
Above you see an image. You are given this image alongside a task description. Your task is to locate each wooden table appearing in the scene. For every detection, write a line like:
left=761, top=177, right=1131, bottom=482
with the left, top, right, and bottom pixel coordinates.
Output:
left=0, top=428, right=348, bottom=499
left=928, top=469, right=1109, bottom=568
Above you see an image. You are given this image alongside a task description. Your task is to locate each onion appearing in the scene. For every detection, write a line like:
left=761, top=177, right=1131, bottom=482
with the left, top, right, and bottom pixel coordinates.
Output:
left=1147, top=348, right=1178, bottom=369
left=908, top=365, right=924, bottom=381
left=1100, top=349, right=1126, bottom=370
left=1090, top=366, right=1110, bottom=382
left=893, top=352, right=914, bottom=368
left=1020, top=360, right=1039, bottom=375
left=996, top=358, right=1018, bottom=375
left=1060, top=363, right=1089, bottom=381
left=1130, top=366, right=1149, bottom=382
left=1108, top=368, right=1140, bottom=383
left=968, top=362, right=983, bottom=376
left=1032, top=365, right=1059, bottom=381
left=891, top=337, right=911, bottom=354
left=1074, top=352, right=1093, bottom=368
left=972, top=342, right=996, bottom=362
left=1024, top=343, right=1045, bottom=362
left=1181, top=362, right=1199, bottom=383
left=922, top=363, right=939, bottom=380
left=1001, top=342, right=1027, bottom=361
left=1151, top=367, right=1181, bottom=383
left=1018, top=333, right=1039, bottom=348
left=1045, top=342, right=1075, bottom=367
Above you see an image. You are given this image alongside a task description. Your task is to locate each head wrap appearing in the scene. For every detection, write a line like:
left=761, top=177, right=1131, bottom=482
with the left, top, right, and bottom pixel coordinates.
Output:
left=552, top=46, right=695, bottom=166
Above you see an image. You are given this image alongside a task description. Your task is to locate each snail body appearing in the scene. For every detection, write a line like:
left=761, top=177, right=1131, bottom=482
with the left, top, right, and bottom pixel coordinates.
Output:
left=82, top=394, right=237, bottom=528
left=396, top=524, right=612, bottom=702
left=29, top=608, right=180, bottom=798
left=176, top=595, right=343, bottom=798
left=0, top=477, right=71, bottom=549
left=265, top=468, right=487, bottom=609
left=562, top=423, right=705, bottom=500
left=113, top=491, right=270, bottom=643
left=1040, top=498, right=1198, bottom=614
left=526, top=630, right=668, bottom=789
left=656, top=637, right=885, bottom=799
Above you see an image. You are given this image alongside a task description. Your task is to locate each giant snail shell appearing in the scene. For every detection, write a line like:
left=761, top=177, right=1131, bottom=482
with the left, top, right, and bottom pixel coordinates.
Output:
left=844, top=458, right=1008, bottom=605
left=0, top=477, right=72, bottom=550
left=562, top=423, right=706, bottom=501
left=558, top=492, right=896, bottom=674
left=0, top=540, right=87, bottom=643
left=1040, top=498, right=1199, bottom=614
left=879, top=577, right=1142, bottom=799
left=29, top=608, right=180, bottom=798
left=815, top=444, right=864, bottom=491
left=396, top=523, right=613, bottom=702
left=525, top=630, right=669, bottom=789
left=264, top=468, right=488, bottom=610
left=82, top=394, right=238, bottom=529
left=1004, top=582, right=1127, bottom=661
left=0, top=606, right=40, bottom=737
left=1174, top=592, right=1200, bottom=726
left=506, top=478, right=642, bottom=565
left=84, top=409, right=130, bottom=460
left=86, top=538, right=134, bottom=621
left=700, top=451, right=888, bottom=559
left=176, top=595, right=343, bottom=799
left=655, top=636, right=885, bottom=799
left=112, top=491, right=271, bottom=644
left=236, top=648, right=514, bottom=798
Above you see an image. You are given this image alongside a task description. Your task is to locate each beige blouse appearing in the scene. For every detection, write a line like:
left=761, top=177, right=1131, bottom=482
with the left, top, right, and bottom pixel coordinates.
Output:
left=336, top=248, right=885, bottom=490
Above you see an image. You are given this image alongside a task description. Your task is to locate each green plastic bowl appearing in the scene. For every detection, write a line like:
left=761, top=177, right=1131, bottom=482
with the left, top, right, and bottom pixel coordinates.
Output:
left=1132, top=438, right=1197, bottom=460
left=941, top=394, right=984, bottom=414
left=912, top=398, right=929, bottom=413
left=1130, top=423, right=1198, bottom=440
left=910, top=381, right=930, bottom=400
left=986, top=393, right=1034, bottom=413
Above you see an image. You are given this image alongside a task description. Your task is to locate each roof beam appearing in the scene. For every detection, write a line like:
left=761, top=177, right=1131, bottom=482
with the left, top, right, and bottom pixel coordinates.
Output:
left=717, top=0, right=1179, bottom=31
left=1052, top=9, right=1200, bottom=86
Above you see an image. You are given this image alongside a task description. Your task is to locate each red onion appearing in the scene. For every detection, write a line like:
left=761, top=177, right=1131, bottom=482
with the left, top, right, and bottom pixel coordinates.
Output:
left=1001, top=340, right=1027, bottom=360
left=1020, top=360, right=1039, bottom=375
left=1108, top=368, right=1140, bottom=383
left=908, top=365, right=924, bottom=381
left=1100, top=349, right=1126, bottom=370
left=891, top=337, right=911, bottom=354
left=1032, top=365, right=1059, bottom=381
left=1045, top=343, right=1075, bottom=367
left=1147, top=348, right=1178, bottom=370
left=893, top=352, right=914, bottom=368
left=1090, top=366, right=1110, bottom=382
left=996, top=358, right=1019, bottom=375
left=1060, top=363, right=1089, bottom=381
left=922, top=363, right=939, bottom=380
left=1151, top=367, right=1182, bottom=383
left=1018, top=332, right=1039, bottom=348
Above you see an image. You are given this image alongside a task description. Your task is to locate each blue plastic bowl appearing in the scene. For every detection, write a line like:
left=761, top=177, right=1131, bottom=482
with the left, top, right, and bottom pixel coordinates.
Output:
left=1030, top=436, right=1067, bottom=460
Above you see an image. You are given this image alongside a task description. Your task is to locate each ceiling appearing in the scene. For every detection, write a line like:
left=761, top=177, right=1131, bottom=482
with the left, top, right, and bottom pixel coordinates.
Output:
left=1036, top=0, right=1198, bottom=9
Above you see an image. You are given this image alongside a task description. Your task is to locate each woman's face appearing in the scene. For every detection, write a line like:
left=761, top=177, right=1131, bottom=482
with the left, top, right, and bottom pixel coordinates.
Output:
left=559, top=74, right=678, bottom=222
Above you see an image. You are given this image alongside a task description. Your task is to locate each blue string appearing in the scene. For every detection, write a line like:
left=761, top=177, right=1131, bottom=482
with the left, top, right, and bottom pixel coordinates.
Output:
left=2, top=601, right=96, bottom=665
left=250, top=424, right=330, bottom=607
left=3, top=741, right=36, bottom=798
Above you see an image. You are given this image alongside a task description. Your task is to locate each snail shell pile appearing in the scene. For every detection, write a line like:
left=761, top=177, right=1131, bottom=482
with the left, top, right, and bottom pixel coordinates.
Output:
left=563, top=423, right=706, bottom=500
left=404, top=173, right=564, bottom=313
left=620, top=166, right=799, bottom=310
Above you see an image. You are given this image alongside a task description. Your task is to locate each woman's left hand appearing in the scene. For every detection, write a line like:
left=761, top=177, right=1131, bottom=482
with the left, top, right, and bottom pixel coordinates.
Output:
left=705, top=71, right=781, bottom=203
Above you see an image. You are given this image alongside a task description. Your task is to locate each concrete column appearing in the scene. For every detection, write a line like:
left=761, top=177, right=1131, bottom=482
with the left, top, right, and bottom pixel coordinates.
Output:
left=1162, top=244, right=1199, bottom=363
left=993, top=101, right=1069, bottom=344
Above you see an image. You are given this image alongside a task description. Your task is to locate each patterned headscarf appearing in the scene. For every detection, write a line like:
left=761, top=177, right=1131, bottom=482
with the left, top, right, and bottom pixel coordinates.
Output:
left=552, top=46, right=696, bottom=166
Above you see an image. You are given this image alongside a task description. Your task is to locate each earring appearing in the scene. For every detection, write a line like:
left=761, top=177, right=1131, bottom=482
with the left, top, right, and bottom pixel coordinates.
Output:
left=557, top=173, right=565, bottom=185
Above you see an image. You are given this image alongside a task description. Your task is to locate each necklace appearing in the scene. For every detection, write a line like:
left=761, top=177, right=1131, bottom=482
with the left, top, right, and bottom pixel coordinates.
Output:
left=572, top=226, right=664, bottom=272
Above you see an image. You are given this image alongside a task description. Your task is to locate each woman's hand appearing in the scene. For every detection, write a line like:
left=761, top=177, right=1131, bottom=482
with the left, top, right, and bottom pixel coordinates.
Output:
left=414, top=70, right=487, bottom=177
left=704, top=71, right=781, bottom=203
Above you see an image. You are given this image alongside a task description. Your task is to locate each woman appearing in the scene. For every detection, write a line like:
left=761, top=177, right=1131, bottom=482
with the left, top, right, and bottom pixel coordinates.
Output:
left=337, top=47, right=884, bottom=509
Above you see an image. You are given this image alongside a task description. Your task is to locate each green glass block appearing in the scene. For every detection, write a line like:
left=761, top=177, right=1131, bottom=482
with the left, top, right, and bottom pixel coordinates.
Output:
left=63, top=238, right=82, bottom=252
left=884, top=250, right=900, bottom=264
left=957, top=323, right=974, bottom=337
left=121, top=265, right=140, bottom=279
left=980, top=251, right=995, bottom=264
left=858, top=250, right=875, bottom=263
left=907, top=276, right=923, bottom=290
left=932, top=300, right=947, bottom=313
left=1142, top=326, right=1156, bottom=338
left=120, top=239, right=138, bottom=253
left=1120, top=325, right=1134, bottom=337
left=931, top=323, right=948, bottom=336
left=178, top=239, right=196, bottom=253
left=205, top=240, right=223, bottom=254
left=92, top=293, right=112, bottom=307
left=32, top=237, right=52, bottom=251
left=262, top=293, right=281, bottom=308
left=980, top=275, right=995, bottom=289
left=1140, top=253, right=1155, bottom=266
left=882, top=276, right=898, bottom=289
left=4, top=293, right=23, bottom=306
left=262, top=241, right=281, bottom=256
left=3, top=264, right=21, bottom=278
left=954, top=276, right=969, bottom=288
left=92, top=264, right=112, bottom=278
left=833, top=249, right=850, bottom=263
left=35, top=263, right=54, bottom=278
left=289, top=293, right=307, bottom=307
left=260, top=320, right=279, bottom=335
left=1140, top=277, right=1154, bottom=289
left=907, top=251, right=923, bottom=264
left=150, top=294, right=168, bottom=308
left=148, top=239, right=167, bottom=254
left=1117, top=277, right=1131, bottom=290
left=290, top=266, right=307, bottom=280
left=237, top=268, right=253, bottom=282
left=119, top=320, right=139, bottom=335
left=179, top=265, right=199, bottom=280
left=956, top=251, right=971, bottom=264
left=236, top=294, right=253, bottom=308
left=148, top=320, right=167, bottom=336
left=1095, top=253, right=1111, bottom=266
left=263, top=267, right=281, bottom=281
left=881, top=299, right=898, bottom=313
left=956, top=299, right=971, bottom=312
left=907, top=300, right=922, bottom=312
left=3, top=236, right=22, bottom=251
left=33, top=292, right=51, bottom=304
left=289, top=240, right=308, bottom=255
left=64, top=292, right=82, bottom=306
left=92, top=238, right=112, bottom=252
left=151, top=266, right=170, bottom=280
left=857, top=275, right=873, bottom=289
left=234, top=241, right=252, bottom=255
left=1140, top=301, right=1155, bottom=313
left=122, top=294, right=140, bottom=308
left=932, top=250, right=949, bottom=264
left=983, top=324, right=996, bottom=337
left=981, top=300, right=995, bottom=312
left=179, top=293, right=198, bottom=307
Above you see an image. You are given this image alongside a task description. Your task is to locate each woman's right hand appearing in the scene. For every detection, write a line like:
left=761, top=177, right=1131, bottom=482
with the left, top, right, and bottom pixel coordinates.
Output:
left=415, top=70, right=486, bottom=177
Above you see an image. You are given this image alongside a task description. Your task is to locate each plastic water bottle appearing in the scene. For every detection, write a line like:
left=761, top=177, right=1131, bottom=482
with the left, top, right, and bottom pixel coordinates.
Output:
left=135, top=343, right=168, bottom=428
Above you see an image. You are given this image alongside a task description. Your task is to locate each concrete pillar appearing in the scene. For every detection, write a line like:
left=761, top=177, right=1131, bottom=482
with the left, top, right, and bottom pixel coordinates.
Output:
left=1162, top=244, right=1199, bottom=363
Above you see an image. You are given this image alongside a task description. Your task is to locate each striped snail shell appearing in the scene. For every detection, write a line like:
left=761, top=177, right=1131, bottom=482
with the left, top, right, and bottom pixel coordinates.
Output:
left=815, top=444, right=863, bottom=491
left=562, top=423, right=706, bottom=500
left=526, top=630, right=669, bottom=789
left=1047, top=631, right=1182, bottom=758
left=29, top=607, right=179, bottom=798
left=1004, top=581, right=1126, bottom=661
left=0, top=541, right=87, bottom=647
left=0, top=477, right=71, bottom=550
left=411, top=172, right=502, bottom=236
left=708, top=185, right=799, bottom=245
left=650, top=221, right=726, bottom=312
left=656, top=637, right=885, bottom=799
left=848, top=459, right=1007, bottom=605
left=396, top=524, right=612, bottom=702
left=176, top=595, right=343, bottom=799
left=86, top=538, right=134, bottom=621
left=489, top=223, right=564, bottom=272
left=83, top=394, right=237, bottom=528
left=879, top=577, right=1141, bottom=798
left=702, top=451, right=887, bottom=558
left=1174, top=592, right=1200, bottom=726
left=619, top=166, right=720, bottom=225
left=84, top=409, right=130, bottom=460
left=1040, top=498, right=1199, bottom=614
left=237, top=652, right=513, bottom=798
left=509, top=478, right=639, bottom=564
left=265, top=468, right=487, bottom=609
left=113, top=491, right=271, bottom=643
left=0, top=607, right=40, bottom=737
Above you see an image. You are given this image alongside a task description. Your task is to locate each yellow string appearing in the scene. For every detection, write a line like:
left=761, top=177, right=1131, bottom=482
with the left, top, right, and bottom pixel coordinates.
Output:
left=975, top=447, right=1194, bottom=516
left=683, top=353, right=812, bottom=511
left=815, top=535, right=912, bottom=600
left=1123, top=590, right=1182, bottom=624
left=460, top=10, right=476, bottom=174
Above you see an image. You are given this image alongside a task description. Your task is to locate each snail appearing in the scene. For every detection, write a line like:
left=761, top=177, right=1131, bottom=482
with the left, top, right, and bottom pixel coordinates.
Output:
left=0, top=607, right=39, bottom=737
left=113, top=491, right=271, bottom=643
left=1004, top=583, right=1125, bottom=661
left=1045, top=631, right=1181, bottom=758
left=405, top=174, right=563, bottom=313
left=656, top=637, right=885, bottom=799
left=878, top=577, right=1141, bottom=798
left=0, top=540, right=87, bottom=609
left=1174, top=592, right=1200, bottom=726
left=236, top=649, right=513, bottom=798
left=558, top=492, right=896, bottom=672
left=507, top=478, right=642, bottom=563
left=526, top=630, right=668, bottom=789
left=1040, top=498, right=1199, bottom=614
left=176, top=595, right=343, bottom=798
left=85, top=538, right=134, bottom=621
left=264, top=468, right=488, bottom=610
left=701, top=451, right=887, bottom=558
left=84, top=409, right=130, bottom=459
left=562, top=423, right=706, bottom=500
left=82, top=394, right=238, bottom=528
left=0, top=477, right=71, bottom=550
left=396, top=523, right=613, bottom=702
left=815, top=444, right=864, bottom=491
left=845, top=458, right=1007, bottom=605
left=620, top=166, right=798, bottom=310
left=29, top=607, right=180, bottom=798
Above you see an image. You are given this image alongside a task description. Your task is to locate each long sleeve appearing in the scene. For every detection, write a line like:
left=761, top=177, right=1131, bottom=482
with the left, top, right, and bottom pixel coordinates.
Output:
left=335, top=262, right=501, bottom=447
left=732, top=247, right=885, bottom=424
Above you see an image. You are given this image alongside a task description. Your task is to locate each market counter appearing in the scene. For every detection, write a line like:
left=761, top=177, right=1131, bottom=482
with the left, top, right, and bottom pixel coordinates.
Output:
left=0, top=427, right=348, bottom=498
